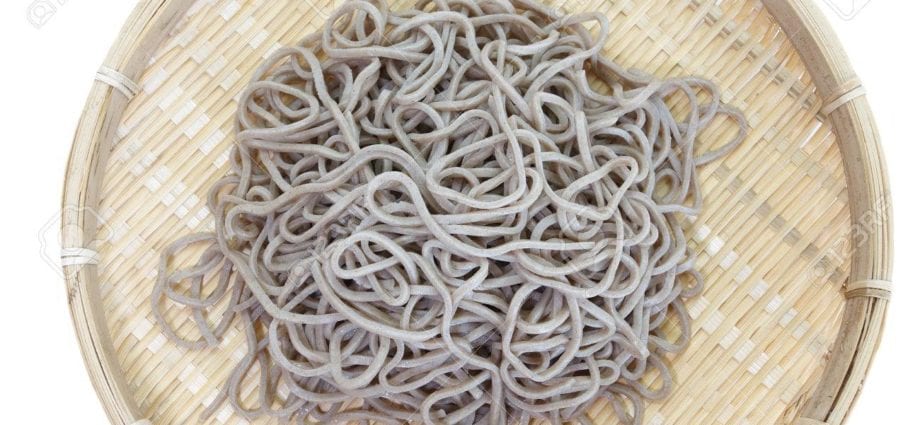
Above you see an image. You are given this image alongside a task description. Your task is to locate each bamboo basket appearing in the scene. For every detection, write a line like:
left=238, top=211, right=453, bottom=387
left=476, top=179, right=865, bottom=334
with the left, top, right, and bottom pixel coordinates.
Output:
left=61, top=0, right=892, bottom=424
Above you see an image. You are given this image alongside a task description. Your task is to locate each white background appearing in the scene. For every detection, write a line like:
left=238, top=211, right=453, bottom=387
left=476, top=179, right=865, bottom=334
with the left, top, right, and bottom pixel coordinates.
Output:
left=0, top=0, right=914, bottom=423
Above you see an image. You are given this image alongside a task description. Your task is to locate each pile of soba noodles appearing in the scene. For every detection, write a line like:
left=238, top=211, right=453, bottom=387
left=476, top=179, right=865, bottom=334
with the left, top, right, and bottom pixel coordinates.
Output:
left=152, top=0, right=746, bottom=423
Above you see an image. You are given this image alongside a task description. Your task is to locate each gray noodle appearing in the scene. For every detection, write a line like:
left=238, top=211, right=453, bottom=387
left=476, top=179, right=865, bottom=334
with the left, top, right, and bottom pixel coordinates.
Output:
left=152, top=0, right=747, bottom=423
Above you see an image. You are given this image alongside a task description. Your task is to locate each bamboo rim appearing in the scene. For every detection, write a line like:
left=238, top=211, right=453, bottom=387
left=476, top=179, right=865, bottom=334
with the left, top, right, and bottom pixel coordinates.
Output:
left=61, top=1, right=892, bottom=424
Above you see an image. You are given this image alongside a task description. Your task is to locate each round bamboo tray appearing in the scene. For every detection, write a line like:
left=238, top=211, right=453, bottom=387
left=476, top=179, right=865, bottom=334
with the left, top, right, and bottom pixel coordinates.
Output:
left=61, top=0, right=892, bottom=424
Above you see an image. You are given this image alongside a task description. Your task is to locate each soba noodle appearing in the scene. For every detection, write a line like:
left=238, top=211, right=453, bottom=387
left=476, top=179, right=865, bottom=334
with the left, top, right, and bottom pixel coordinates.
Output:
left=152, top=0, right=747, bottom=423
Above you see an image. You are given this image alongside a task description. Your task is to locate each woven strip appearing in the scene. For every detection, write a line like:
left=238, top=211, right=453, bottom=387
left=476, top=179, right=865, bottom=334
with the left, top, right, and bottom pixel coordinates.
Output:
left=61, top=247, right=100, bottom=266
left=130, top=420, right=152, bottom=425
left=845, top=279, right=892, bottom=299
left=95, top=66, right=141, bottom=100
left=820, top=78, right=866, bottom=116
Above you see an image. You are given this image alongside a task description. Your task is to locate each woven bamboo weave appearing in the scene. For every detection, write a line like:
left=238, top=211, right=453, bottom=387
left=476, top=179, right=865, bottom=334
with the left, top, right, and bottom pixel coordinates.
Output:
left=62, top=0, right=892, bottom=424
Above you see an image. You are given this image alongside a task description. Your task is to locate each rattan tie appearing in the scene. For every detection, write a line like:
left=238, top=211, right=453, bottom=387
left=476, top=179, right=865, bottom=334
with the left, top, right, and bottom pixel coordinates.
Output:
left=795, top=418, right=830, bottom=425
left=845, top=279, right=892, bottom=300
left=95, top=66, right=141, bottom=100
left=60, top=247, right=100, bottom=266
left=821, top=78, right=866, bottom=117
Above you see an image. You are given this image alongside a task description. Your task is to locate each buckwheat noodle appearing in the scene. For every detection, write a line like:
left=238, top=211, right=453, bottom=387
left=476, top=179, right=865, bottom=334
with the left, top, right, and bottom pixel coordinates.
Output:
left=152, top=0, right=747, bottom=423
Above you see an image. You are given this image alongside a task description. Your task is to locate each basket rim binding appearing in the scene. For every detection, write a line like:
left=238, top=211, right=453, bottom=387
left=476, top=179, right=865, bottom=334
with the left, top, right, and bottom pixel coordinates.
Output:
left=60, top=1, right=892, bottom=424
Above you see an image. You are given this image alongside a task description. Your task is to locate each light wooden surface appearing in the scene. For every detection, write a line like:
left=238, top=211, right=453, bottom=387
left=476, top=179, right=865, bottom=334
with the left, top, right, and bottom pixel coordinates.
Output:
left=62, top=0, right=891, bottom=424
